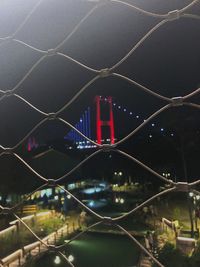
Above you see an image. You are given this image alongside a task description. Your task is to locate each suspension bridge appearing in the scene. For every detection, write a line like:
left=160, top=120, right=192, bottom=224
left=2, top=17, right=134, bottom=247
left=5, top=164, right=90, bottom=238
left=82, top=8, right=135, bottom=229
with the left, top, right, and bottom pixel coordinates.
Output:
left=27, top=95, right=174, bottom=151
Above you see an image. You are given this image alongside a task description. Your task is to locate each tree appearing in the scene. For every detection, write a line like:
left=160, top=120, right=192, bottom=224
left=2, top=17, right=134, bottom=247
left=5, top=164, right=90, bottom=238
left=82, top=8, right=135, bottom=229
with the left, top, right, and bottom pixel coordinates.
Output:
left=154, top=243, right=188, bottom=267
left=0, top=154, right=41, bottom=205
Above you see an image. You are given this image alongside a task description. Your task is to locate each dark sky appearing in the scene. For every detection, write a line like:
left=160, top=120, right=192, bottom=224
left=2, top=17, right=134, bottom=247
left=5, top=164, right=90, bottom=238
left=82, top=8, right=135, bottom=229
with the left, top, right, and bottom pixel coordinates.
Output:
left=0, top=0, right=200, bottom=191
left=0, top=0, right=200, bottom=148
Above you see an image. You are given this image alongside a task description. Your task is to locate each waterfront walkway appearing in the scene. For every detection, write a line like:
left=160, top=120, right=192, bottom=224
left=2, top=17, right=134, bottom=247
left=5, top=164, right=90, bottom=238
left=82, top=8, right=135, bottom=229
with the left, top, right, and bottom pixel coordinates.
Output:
left=0, top=214, right=80, bottom=267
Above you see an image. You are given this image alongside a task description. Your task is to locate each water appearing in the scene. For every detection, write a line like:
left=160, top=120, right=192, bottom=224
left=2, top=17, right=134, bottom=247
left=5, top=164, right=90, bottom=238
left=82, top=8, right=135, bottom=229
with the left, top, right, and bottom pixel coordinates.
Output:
left=32, top=232, right=140, bottom=267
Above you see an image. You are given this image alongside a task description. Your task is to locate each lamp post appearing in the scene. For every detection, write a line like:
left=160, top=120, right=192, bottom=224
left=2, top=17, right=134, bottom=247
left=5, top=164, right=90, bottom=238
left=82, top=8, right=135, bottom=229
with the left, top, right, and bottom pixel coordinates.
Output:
left=113, top=171, right=123, bottom=186
left=189, top=192, right=200, bottom=237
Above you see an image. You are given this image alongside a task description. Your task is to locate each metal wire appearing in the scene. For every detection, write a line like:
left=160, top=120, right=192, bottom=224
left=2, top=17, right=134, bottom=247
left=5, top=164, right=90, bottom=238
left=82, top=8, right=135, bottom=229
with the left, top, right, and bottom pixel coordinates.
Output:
left=0, top=1, right=200, bottom=267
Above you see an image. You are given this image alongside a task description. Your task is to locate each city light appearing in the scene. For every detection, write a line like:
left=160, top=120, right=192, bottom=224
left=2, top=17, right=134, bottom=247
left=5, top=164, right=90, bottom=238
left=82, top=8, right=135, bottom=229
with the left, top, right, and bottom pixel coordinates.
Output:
left=54, top=256, right=61, bottom=264
left=115, top=198, right=119, bottom=203
left=68, top=255, right=74, bottom=262
left=89, top=200, right=94, bottom=207
left=67, top=194, right=71, bottom=199
left=120, top=198, right=125, bottom=204
left=196, top=195, right=200, bottom=200
left=189, top=192, right=194, bottom=197
left=115, top=197, right=125, bottom=204
left=114, top=171, right=122, bottom=176
left=162, top=172, right=171, bottom=178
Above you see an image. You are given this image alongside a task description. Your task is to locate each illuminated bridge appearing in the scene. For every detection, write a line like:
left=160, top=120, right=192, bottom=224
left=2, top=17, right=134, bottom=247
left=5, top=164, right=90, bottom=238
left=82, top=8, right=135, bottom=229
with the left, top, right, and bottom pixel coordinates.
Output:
left=64, top=95, right=173, bottom=150
left=27, top=95, right=174, bottom=151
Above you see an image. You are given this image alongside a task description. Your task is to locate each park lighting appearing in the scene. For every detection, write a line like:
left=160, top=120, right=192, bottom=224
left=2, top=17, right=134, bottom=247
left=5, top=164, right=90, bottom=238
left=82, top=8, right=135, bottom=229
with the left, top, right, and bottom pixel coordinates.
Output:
left=67, top=194, right=71, bottom=199
left=115, top=198, right=119, bottom=203
left=189, top=192, right=194, bottom=197
left=196, top=195, right=200, bottom=200
left=68, top=255, right=74, bottom=262
left=89, top=200, right=94, bottom=207
left=120, top=198, right=125, bottom=204
left=114, top=171, right=122, bottom=176
left=54, top=195, right=59, bottom=200
left=162, top=172, right=171, bottom=178
left=54, top=256, right=61, bottom=264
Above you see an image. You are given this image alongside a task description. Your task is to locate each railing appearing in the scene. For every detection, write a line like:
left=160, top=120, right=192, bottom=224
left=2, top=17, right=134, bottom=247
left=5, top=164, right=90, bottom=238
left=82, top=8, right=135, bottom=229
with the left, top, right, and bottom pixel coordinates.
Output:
left=0, top=250, right=22, bottom=267
left=0, top=226, right=16, bottom=239
left=0, top=220, right=79, bottom=267
left=0, top=211, right=52, bottom=241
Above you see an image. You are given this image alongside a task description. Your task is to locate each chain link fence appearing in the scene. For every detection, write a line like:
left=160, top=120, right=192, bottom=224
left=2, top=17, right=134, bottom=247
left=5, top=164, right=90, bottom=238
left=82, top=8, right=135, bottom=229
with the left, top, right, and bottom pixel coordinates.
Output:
left=0, top=0, right=200, bottom=266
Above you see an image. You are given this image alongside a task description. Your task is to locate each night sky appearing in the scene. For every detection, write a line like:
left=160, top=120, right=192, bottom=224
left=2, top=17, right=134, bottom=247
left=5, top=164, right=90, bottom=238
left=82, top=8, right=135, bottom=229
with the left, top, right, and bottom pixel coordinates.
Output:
left=0, top=0, right=200, bottom=184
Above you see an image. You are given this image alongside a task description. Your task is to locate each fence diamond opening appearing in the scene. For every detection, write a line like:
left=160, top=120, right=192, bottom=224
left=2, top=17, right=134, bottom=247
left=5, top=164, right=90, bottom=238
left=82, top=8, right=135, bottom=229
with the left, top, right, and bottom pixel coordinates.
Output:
left=0, top=0, right=200, bottom=266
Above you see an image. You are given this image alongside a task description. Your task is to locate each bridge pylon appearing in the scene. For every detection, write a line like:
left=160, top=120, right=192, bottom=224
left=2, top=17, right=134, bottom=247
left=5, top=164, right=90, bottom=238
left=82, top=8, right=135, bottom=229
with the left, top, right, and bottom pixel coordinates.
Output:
left=95, top=96, right=115, bottom=145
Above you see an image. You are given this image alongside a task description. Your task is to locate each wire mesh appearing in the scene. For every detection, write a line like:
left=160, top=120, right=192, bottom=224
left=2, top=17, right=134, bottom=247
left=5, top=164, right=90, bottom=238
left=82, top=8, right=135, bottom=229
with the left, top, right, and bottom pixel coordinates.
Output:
left=0, top=0, right=200, bottom=266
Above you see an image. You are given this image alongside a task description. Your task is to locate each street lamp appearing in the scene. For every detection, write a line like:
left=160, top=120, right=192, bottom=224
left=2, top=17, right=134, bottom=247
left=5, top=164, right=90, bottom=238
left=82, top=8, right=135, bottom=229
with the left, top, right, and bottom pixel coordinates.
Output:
left=196, top=195, right=200, bottom=201
left=189, top=192, right=200, bottom=236
left=54, top=256, right=61, bottom=264
left=115, top=198, right=119, bottom=203
left=189, top=192, right=194, bottom=198
left=113, top=171, right=123, bottom=187
left=115, top=197, right=125, bottom=204
left=120, top=198, right=125, bottom=204
left=68, top=255, right=74, bottom=262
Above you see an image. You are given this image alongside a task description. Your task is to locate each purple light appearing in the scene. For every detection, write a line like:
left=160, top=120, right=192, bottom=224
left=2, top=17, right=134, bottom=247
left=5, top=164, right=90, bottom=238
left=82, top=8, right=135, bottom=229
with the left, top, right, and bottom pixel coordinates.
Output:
left=161, top=128, right=164, bottom=132
left=136, top=115, right=139, bottom=119
left=129, top=112, right=132, bottom=115
left=118, top=106, right=121, bottom=109
left=151, top=123, right=155, bottom=127
left=124, top=109, right=126, bottom=112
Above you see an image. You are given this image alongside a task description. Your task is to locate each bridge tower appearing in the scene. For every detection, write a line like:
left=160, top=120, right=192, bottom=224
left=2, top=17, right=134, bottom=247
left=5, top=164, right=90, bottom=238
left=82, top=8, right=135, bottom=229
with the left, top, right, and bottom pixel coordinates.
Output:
left=95, top=96, right=115, bottom=145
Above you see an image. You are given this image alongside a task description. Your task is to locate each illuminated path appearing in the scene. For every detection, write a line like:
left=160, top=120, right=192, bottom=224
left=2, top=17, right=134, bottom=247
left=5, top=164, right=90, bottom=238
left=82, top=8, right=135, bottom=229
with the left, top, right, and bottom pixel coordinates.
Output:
left=0, top=213, right=80, bottom=267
